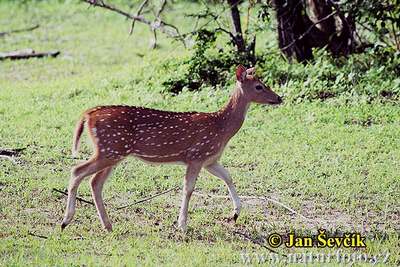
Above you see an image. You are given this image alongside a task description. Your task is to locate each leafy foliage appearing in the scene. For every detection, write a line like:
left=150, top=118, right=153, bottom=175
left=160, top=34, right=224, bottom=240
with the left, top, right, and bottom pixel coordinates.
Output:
left=343, top=0, right=400, bottom=50
left=162, top=32, right=399, bottom=104
left=258, top=49, right=400, bottom=104
left=160, top=0, right=399, bottom=100
left=162, top=30, right=246, bottom=94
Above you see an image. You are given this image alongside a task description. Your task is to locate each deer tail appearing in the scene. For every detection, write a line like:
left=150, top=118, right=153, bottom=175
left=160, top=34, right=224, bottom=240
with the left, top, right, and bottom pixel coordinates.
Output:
left=72, top=115, right=86, bottom=157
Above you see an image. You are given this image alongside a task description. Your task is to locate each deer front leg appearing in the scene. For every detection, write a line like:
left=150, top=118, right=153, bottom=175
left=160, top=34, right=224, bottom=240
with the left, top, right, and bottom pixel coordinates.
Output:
left=90, top=167, right=113, bottom=232
left=206, top=162, right=241, bottom=222
left=178, top=163, right=201, bottom=232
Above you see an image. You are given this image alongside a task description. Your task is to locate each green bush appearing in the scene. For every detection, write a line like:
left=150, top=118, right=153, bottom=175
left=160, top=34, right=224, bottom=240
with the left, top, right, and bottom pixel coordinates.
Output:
left=161, top=30, right=247, bottom=94
left=162, top=37, right=400, bottom=104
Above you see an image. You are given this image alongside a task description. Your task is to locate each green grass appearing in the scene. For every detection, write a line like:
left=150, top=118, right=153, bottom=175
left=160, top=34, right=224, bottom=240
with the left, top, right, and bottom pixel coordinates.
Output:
left=1, top=1, right=399, bottom=266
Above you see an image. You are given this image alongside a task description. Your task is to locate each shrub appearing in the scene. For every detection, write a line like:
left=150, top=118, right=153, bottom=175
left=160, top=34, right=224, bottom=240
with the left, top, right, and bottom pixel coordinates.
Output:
left=162, top=39, right=399, bottom=104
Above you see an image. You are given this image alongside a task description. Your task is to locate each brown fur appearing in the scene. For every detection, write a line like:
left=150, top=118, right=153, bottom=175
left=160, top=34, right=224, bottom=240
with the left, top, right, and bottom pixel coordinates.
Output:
left=61, top=65, right=282, bottom=232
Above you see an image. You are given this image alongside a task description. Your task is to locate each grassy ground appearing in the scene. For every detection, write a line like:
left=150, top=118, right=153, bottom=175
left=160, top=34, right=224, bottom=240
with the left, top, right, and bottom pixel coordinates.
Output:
left=0, top=1, right=399, bottom=266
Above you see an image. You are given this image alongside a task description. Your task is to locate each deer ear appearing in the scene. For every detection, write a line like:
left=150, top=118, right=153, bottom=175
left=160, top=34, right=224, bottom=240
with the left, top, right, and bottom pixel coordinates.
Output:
left=236, top=65, right=247, bottom=82
left=246, top=67, right=255, bottom=75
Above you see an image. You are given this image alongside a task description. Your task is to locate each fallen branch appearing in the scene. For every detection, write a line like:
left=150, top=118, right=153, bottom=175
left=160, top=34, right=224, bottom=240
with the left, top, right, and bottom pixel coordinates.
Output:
left=193, top=191, right=312, bottom=222
left=52, top=188, right=94, bottom=206
left=0, top=147, right=26, bottom=164
left=0, top=49, right=60, bottom=61
left=0, top=24, right=39, bottom=37
left=116, top=186, right=180, bottom=210
left=0, top=147, right=26, bottom=157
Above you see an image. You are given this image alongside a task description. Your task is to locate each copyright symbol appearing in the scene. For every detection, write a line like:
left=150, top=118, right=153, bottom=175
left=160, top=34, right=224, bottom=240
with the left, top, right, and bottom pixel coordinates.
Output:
left=267, top=233, right=282, bottom=248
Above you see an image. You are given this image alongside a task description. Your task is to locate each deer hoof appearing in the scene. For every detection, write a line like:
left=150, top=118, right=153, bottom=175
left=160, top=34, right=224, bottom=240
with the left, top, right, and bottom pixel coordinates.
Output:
left=227, top=213, right=239, bottom=223
left=178, top=225, right=187, bottom=232
left=60, top=222, right=67, bottom=231
left=177, top=222, right=187, bottom=232
left=104, top=224, right=113, bottom=232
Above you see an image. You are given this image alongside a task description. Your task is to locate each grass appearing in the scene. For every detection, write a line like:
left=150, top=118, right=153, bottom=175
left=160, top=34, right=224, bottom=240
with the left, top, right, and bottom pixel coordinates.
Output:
left=0, top=1, right=399, bottom=266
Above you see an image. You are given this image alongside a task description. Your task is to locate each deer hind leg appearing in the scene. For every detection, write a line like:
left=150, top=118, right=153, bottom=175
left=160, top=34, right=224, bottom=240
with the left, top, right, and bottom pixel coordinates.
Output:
left=206, top=162, right=241, bottom=222
left=90, top=167, right=113, bottom=232
left=177, top=163, right=202, bottom=232
left=61, top=157, right=114, bottom=230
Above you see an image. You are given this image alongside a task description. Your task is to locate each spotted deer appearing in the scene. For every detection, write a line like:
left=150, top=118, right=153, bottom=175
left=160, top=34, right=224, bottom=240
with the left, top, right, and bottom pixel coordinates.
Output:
left=61, top=65, right=282, bottom=232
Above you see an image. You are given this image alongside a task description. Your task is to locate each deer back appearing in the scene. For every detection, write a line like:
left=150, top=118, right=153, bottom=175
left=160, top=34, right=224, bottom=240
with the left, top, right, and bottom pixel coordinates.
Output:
left=84, top=105, right=229, bottom=164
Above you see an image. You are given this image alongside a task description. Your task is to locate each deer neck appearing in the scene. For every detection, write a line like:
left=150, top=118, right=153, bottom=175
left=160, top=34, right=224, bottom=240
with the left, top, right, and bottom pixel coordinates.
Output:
left=219, top=85, right=251, bottom=138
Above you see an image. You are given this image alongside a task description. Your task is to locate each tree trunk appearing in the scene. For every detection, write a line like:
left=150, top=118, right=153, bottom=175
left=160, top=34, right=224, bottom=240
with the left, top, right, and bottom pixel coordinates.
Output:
left=273, top=0, right=315, bottom=62
left=226, top=0, right=256, bottom=65
left=307, top=0, right=357, bottom=55
left=273, top=0, right=358, bottom=62
left=227, top=0, right=246, bottom=53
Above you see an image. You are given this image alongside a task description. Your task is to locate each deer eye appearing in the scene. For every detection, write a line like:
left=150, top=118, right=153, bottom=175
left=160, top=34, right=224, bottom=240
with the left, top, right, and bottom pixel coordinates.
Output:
left=255, top=85, right=263, bottom=91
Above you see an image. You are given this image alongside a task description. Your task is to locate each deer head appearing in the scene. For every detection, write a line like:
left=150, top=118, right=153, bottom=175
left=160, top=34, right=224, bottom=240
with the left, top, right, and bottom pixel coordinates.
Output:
left=236, top=65, right=282, bottom=105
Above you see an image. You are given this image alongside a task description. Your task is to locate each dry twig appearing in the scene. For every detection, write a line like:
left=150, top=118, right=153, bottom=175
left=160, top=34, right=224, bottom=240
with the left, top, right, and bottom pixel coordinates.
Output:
left=149, top=0, right=168, bottom=49
left=82, top=0, right=184, bottom=46
left=0, top=24, right=39, bottom=37
left=52, top=188, right=94, bottom=206
left=28, top=231, right=48, bottom=239
left=129, top=0, right=150, bottom=35
left=116, top=186, right=180, bottom=210
left=53, top=185, right=179, bottom=210
left=193, top=191, right=311, bottom=222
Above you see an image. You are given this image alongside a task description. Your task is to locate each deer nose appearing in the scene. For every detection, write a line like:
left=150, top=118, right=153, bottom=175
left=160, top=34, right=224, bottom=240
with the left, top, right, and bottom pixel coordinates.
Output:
left=277, top=96, right=283, bottom=103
